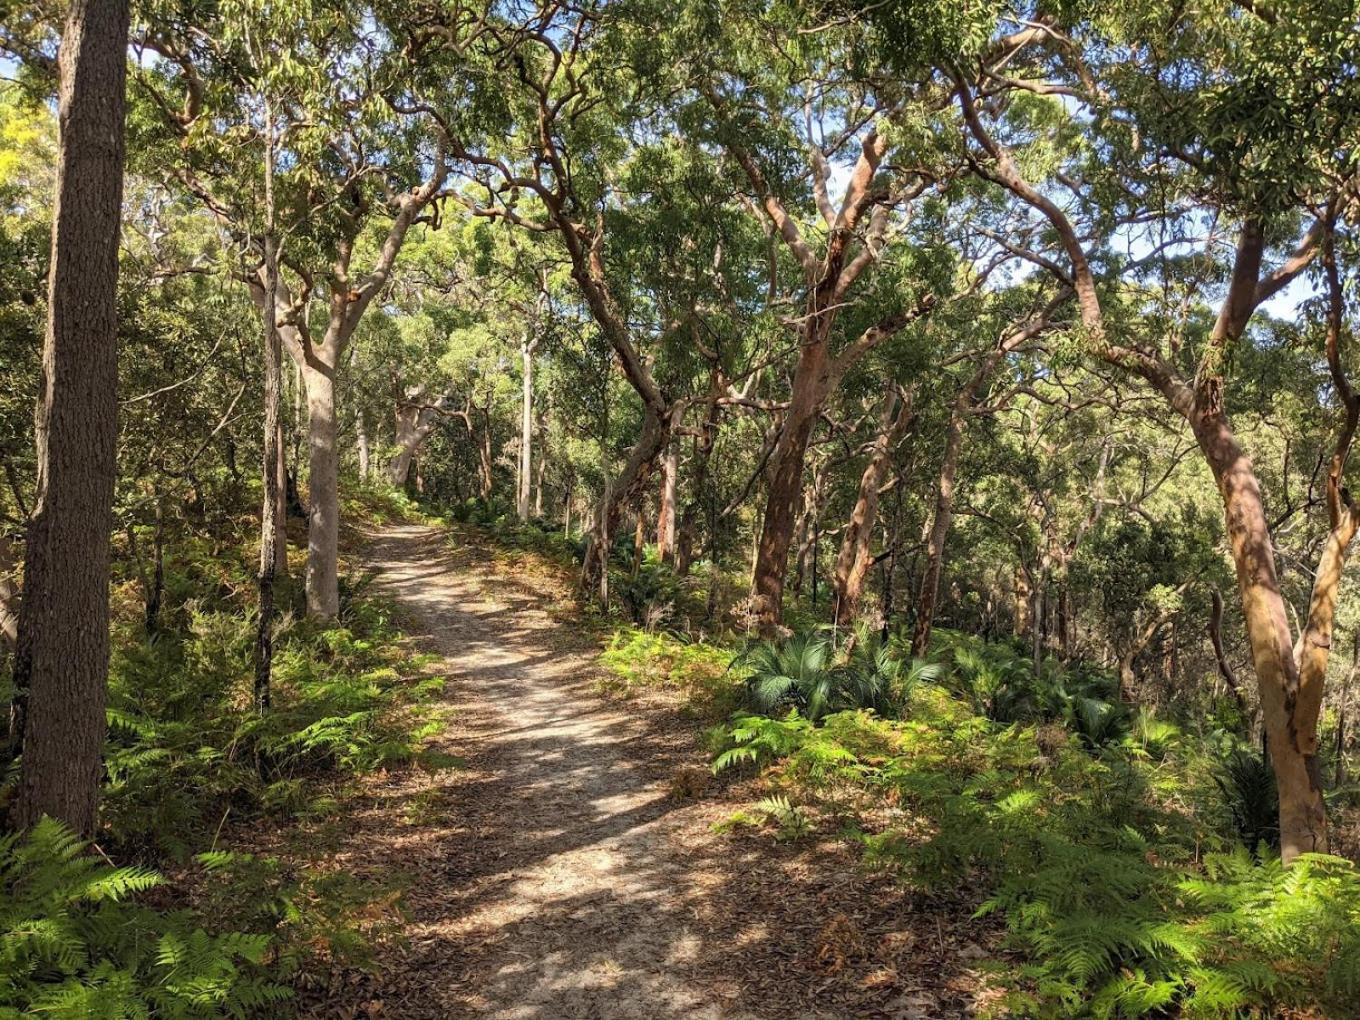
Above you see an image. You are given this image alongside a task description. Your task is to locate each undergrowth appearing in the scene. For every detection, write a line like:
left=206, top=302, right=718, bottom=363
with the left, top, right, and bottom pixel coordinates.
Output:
left=710, top=630, right=1360, bottom=1018
left=0, top=819, right=290, bottom=1017
left=0, top=485, right=446, bottom=1016
left=598, top=628, right=740, bottom=719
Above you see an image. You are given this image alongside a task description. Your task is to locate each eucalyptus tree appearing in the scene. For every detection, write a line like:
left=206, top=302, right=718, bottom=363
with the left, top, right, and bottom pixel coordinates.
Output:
left=9, top=0, right=130, bottom=835
left=412, top=0, right=768, bottom=595
left=683, top=4, right=958, bottom=629
left=908, top=285, right=1067, bottom=654
left=130, top=0, right=482, bottom=617
left=878, top=0, right=1360, bottom=859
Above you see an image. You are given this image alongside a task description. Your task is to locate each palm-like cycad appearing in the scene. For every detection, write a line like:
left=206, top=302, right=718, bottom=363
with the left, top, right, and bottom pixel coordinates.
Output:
left=739, top=627, right=945, bottom=723
left=740, top=630, right=836, bottom=720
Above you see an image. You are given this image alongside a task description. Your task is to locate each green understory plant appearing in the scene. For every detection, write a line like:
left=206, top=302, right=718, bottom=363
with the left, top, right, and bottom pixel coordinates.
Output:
left=0, top=818, right=290, bottom=1018
left=711, top=634, right=1360, bottom=1018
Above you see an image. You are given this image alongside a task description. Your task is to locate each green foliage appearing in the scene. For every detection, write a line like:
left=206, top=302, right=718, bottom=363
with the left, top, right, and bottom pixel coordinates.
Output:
left=599, top=628, right=739, bottom=716
left=1214, top=748, right=1280, bottom=853
left=193, top=850, right=406, bottom=978
left=0, top=819, right=289, bottom=1018
left=711, top=628, right=1360, bottom=1018
left=736, top=627, right=943, bottom=723
left=615, top=553, right=683, bottom=629
left=99, top=532, right=444, bottom=858
left=935, top=631, right=1129, bottom=748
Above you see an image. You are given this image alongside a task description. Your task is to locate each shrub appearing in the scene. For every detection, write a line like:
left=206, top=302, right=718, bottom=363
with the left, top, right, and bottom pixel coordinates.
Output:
left=710, top=650, right=1360, bottom=1017
left=736, top=627, right=943, bottom=724
left=0, top=819, right=289, bottom=1018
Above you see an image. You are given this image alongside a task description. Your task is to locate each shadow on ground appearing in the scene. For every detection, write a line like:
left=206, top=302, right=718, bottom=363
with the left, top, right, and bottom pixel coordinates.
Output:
left=291, top=523, right=998, bottom=1020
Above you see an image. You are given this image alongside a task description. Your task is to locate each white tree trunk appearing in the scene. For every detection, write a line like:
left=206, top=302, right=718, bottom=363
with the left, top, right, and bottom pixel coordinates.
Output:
left=518, top=341, right=534, bottom=521
left=357, top=412, right=370, bottom=480
left=303, top=363, right=340, bottom=618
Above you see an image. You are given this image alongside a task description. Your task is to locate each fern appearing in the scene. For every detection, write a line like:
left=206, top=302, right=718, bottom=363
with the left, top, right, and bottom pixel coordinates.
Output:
left=0, top=820, right=289, bottom=1018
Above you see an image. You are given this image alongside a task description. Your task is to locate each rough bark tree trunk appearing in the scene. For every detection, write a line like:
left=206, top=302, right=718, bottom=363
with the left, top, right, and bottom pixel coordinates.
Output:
left=11, top=0, right=130, bottom=836
left=253, top=104, right=282, bottom=713
left=751, top=338, right=828, bottom=628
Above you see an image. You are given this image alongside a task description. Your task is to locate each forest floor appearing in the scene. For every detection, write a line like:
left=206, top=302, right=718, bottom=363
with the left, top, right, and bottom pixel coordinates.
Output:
left=294, top=522, right=1001, bottom=1019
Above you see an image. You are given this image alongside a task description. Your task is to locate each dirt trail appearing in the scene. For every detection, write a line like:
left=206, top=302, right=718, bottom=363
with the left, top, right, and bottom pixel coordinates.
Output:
left=353, top=523, right=757, bottom=1019
left=322, top=523, right=989, bottom=1019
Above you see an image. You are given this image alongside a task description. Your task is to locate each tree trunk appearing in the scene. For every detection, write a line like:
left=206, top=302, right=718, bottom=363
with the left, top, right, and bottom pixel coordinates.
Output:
left=253, top=106, right=282, bottom=713
left=274, top=418, right=288, bottom=578
left=579, top=406, right=670, bottom=595
left=656, top=440, right=678, bottom=564
left=518, top=340, right=534, bottom=521
left=1013, top=564, right=1032, bottom=638
left=912, top=402, right=967, bottom=656
left=0, top=533, right=19, bottom=653
left=478, top=404, right=494, bottom=501
left=751, top=337, right=829, bottom=628
left=10, top=0, right=130, bottom=836
left=534, top=419, right=546, bottom=518
left=1193, top=412, right=1330, bottom=860
left=833, top=387, right=911, bottom=624
left=356, top=411, right=370, bottom=481
left=301, top=363, right=340, bottom=618
left=676, top=395, right=720, bottom=576
left=389, top=390, right=448, bottom=487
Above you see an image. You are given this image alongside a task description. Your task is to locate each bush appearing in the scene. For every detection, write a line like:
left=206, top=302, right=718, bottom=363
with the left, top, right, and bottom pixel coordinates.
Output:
left=0, top=819, right=289, bottom=1018
left=710, top=641, right=1360, bottom=1017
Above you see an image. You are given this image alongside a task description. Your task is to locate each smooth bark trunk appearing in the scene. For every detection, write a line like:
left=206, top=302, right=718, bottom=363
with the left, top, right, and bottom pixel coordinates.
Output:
left=11, top=0, right=130, bottom=835
left=302, top=363, right=340, bottom=618
left=656, top=441, right=678, bottom=564
left=833, top=387, right=911, bottom=624
left=518, top=341, right=535, bottom=521
left=356, top=412, right=370, bottom=480
left=389, top=390, right=449, bottom=488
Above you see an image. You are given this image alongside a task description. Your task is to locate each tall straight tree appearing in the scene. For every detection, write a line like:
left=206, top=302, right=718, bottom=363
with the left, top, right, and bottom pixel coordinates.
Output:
left=253, top=92, right=281, bottom=712
left=10, top=0, right=130, bottom=834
